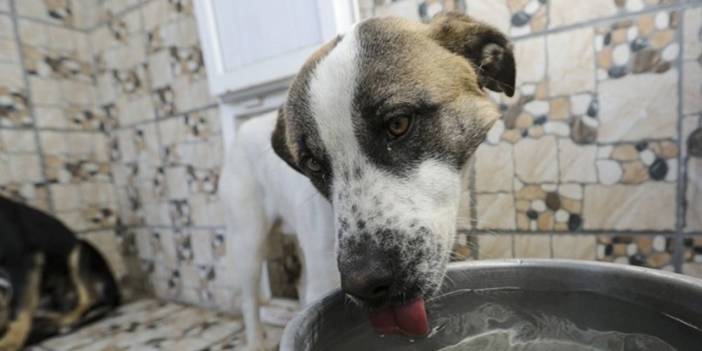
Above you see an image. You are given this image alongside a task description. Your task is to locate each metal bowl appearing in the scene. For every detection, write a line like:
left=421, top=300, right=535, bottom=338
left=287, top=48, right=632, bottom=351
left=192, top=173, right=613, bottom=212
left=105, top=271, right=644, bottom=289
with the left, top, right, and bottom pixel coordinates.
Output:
left=281, top=259, right=702, bottom=351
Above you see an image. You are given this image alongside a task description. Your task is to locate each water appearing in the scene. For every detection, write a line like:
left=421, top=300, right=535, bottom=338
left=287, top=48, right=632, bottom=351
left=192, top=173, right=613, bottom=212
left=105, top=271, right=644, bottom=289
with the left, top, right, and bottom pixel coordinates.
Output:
left=310, top=289, right=702, bottom=351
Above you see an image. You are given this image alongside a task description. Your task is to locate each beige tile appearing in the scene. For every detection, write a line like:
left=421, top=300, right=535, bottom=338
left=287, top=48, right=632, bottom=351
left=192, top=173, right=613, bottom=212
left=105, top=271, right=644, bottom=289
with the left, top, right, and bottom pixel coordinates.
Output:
left=374, top=0, right=422, bottom=21
left=475, top=142, right=514, bottom=193
left=0, top=37, right=19, bottom=63
left=0, top=129, right=37, bottom=153
left=478, top=235, right=513, bottom=259
left=599, top=70, right=678, bottom=142
left=514, top=234, right=551, bottom=258
left=8, top=153, right=42, bottom=182
left=15, top=0, right=47, bottom=20
left=80, top=182, right=116, bottom=206
left=465, top=0, right=511, bottom=34
left=514, top=135, right=558, bottom=183
left=559, top=139, right=598, bottom=183
left=476, top=193, right=516, bottom=230
left=687, top=157, right=702, bottom=231
left=190, top=194, right=225, bottom=227
left=548, top=27, right=596, bottom=96
left=173, top=76, right=215, bottom=113
left=552, top=235, right=596, bottom=260
left=683, top=7, right=702, bottom=61
left=682, top=263, right=702, bottom=279
left=0, top=16, right=13, bottom=39
left=682, top=61, right=702, bottom=115
left=117, top=95, right=155, bottom=126
left=0, top=62, right=24, bottom=89
left=514, top=35, right=546, bottom=85
left=50, top=183, right=82, bottom=211
left=549, top=0, right=618, bottom=28
left=584, top=183, right=676, bottom=230
left=147, top=50, right=173, bottom=88
left=29, top=77, right=62, bottom=105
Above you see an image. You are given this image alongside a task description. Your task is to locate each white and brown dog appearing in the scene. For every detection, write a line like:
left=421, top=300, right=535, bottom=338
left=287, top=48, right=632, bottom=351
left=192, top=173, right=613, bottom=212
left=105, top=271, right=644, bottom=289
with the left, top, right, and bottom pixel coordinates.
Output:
left=219, top=12, right=515, bottom=350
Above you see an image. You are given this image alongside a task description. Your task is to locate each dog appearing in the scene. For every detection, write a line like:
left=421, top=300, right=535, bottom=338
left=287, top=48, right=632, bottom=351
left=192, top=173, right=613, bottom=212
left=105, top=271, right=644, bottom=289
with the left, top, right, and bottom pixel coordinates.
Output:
left=221, top=12, right=514, bottom=350
left=0, top=196, right=120, bottom=350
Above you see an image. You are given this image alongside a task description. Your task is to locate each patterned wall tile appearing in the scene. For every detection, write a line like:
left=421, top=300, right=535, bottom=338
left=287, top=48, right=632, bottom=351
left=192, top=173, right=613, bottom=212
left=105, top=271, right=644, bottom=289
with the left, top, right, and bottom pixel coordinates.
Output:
left=595, top=11, right=680, bottom=81
left=682, top=237, right=702, bottom=278
left=15, top=0, right=76, bottom=28
left=159, top=109, right=225, bottom=228
left=682, top=6, right=702, bottom=116
left=0, top=62, right=31, bottom=127
left=474, top=142, right=514, bottom=193
left=552, top=235, right=597, bottom=259
left=374, top=0, right=426, bottom=22
left=583, top=183, right=676, bottom=230
left=514, top=234, right=551, bottom=258
left=476, top=234, right=514, bottom=259
left=596, top=234, right=675, bottom=270
left=475, top=193, right=516, bottom=230
left=141, top=0, right=212, bottom=119
left=547, top=27, right=596, bottom=96
left=465, top=0, right=547, bottom=37
left=685, top=113, right=701, bottom=231
left=515, top=184, right=584, bottom=232
left=550, top=0, right=619, bottom=28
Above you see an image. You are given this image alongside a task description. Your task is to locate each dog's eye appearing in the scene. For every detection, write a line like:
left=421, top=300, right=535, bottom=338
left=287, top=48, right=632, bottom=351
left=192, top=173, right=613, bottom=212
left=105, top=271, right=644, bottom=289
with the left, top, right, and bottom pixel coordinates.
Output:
left=387, top=116, right=411, bottom=139
left=304, top=157, right=322, bottom=173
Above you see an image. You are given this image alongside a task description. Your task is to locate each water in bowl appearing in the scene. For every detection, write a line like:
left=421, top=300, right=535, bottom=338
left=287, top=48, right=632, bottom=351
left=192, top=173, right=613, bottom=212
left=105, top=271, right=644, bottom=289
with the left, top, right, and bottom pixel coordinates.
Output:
left=312, top=288, right=702, bottom=351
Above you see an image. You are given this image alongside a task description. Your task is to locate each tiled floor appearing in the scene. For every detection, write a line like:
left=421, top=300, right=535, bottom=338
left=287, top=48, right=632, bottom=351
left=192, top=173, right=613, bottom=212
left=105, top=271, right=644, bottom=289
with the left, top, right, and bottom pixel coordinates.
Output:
left=31, top=299, right=283, bottom=351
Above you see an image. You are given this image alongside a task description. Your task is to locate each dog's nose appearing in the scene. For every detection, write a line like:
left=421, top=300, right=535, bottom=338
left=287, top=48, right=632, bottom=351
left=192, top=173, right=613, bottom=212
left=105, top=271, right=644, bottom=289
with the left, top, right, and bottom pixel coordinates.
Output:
left=340, top=259, right=393, bottom=301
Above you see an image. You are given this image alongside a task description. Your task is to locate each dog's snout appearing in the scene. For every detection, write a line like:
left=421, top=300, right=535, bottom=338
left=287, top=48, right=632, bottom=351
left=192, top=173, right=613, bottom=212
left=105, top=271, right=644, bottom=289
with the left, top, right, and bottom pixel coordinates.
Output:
left=340, top=257, right=393, bottom=301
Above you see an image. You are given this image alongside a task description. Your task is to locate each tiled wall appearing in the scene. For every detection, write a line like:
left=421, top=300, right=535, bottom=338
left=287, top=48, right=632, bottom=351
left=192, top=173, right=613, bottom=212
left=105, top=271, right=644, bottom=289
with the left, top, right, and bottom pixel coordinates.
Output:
left=88, top=0, right=228, bottom=308
left=370, top=0, right=702, bottom=278
left=0, top=0, right=140, bottom=298
left=1, top=0, right=701, bottom=311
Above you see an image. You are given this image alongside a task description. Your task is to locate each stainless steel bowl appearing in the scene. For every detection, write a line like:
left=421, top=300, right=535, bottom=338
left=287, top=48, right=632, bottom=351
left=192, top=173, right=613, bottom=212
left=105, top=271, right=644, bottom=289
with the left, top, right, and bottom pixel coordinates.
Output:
left=281, top=259, right=702, bottom=351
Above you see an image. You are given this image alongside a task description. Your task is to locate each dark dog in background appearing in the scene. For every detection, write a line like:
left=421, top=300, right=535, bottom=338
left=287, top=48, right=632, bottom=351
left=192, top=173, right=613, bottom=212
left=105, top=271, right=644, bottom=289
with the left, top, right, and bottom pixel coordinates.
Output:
left=0, top=196, right=120, bottom=350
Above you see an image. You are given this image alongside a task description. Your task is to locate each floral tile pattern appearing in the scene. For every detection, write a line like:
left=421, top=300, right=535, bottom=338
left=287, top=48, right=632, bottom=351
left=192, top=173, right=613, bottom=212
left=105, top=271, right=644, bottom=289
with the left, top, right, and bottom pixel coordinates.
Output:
left=594, top=10, right=680, bottom=81
left=34, top=299, right=284, bottom=351
left=596, top=235, right=676, bottom=270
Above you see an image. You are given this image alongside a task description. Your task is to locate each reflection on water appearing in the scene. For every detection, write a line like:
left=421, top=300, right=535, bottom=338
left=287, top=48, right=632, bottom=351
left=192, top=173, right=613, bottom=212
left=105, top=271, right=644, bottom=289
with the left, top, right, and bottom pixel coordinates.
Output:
left=437, top=302, right=674, bottom=351
left=311, top=288, right=701, bottom=351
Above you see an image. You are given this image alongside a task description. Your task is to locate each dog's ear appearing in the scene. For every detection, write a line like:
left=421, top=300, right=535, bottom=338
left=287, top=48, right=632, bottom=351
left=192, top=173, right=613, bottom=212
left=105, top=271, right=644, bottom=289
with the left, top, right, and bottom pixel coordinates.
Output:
left=428, top=12, right=516, bottom=97
left=271, top=107, right=303, bottom=174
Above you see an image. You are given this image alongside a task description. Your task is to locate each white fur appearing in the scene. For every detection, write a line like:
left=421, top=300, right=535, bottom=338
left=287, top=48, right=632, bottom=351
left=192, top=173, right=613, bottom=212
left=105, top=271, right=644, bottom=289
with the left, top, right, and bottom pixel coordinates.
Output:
left=219, top=112, right=339, bottom=351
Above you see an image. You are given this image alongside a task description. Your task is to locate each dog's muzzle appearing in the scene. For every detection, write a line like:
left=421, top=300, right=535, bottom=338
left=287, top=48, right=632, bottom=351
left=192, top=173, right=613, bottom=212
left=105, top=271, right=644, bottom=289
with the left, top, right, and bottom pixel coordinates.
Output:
left=338, top=245, right=431, bottom=337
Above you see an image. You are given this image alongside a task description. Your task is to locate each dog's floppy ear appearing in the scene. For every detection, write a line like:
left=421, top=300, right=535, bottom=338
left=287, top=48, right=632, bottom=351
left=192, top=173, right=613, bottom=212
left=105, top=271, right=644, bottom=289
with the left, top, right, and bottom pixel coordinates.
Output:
left=271, top=107, right=303, bottom=174
left=428, top=12, right=516, bottom=97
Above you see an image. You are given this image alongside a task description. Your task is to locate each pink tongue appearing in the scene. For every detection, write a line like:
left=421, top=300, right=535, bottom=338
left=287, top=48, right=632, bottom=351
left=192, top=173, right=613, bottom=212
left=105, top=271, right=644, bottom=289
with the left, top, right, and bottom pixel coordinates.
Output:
left=368, top=298, right=429, bottom=337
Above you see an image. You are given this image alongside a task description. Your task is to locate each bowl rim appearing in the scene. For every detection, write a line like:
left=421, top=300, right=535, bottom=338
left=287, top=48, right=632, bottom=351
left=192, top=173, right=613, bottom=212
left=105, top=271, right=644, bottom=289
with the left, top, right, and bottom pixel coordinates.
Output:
left=280, top=258, right=702, bottom=350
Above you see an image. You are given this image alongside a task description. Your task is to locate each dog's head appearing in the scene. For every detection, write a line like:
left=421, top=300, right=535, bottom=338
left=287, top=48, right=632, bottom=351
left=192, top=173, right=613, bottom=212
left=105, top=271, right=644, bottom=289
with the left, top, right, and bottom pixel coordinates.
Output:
left=272, top=13, right=515, bottom=335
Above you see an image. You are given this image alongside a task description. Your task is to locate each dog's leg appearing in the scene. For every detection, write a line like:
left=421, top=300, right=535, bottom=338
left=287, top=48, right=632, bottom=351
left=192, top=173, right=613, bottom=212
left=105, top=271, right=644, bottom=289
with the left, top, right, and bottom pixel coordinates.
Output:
left=0, top=254, right=43, bottom=351
left=230, top=209, right=271, bottom=351
left=39, top=245, right=96, bottom=330
left=222, top=165, right=272, bottom=351
left=298, top=238, right=339, bottom=305
left=297, top=202, right=339, bottom=305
